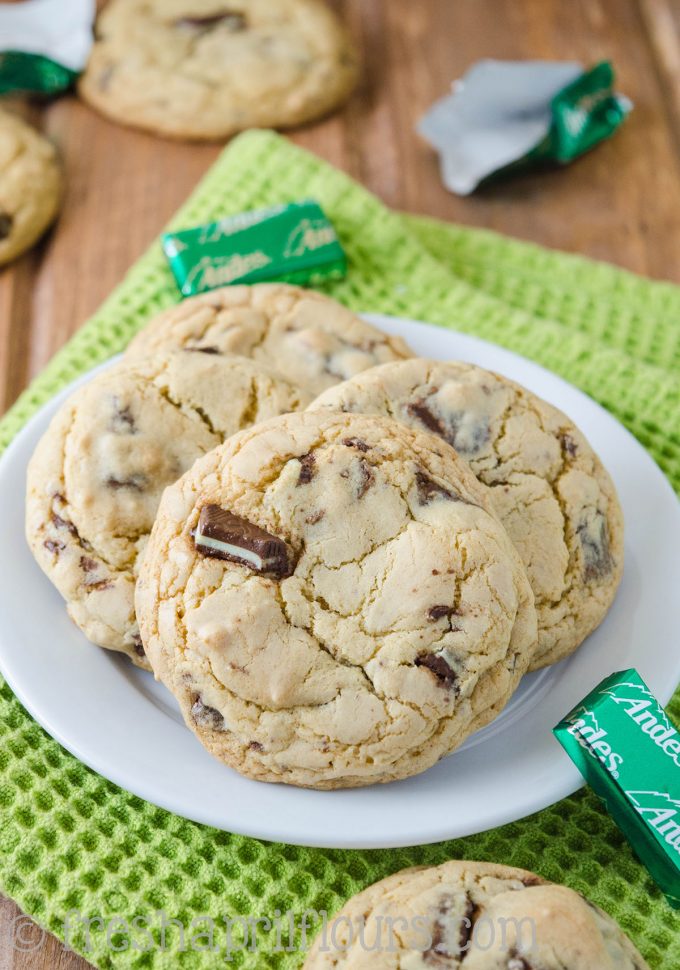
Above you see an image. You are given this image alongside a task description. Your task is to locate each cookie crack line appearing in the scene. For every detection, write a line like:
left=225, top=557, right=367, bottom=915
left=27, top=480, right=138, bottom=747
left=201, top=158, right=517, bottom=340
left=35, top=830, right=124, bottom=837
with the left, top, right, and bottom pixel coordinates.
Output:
left=155, top=380, right=220, bottom=439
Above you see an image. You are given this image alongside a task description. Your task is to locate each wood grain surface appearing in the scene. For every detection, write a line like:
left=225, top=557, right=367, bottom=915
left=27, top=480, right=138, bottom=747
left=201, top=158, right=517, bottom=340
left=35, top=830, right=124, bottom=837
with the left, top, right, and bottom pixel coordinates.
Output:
left=1, top=0, right=679, bottom=966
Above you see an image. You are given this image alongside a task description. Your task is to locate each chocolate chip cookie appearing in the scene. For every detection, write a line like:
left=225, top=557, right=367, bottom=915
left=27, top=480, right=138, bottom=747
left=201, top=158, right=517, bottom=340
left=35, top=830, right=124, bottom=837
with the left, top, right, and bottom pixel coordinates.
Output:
left=302, top=860, right=649, bottom=968
left=126, top=284, right=414, bottom=398
left=136, top=410, right=537, bottom=788
left=26, top=352, right=307, bottom=667
left=310, top=359, right=624, bottom=669
left=79, top=0, right=359, bottom=140
left=0, top=110, right=62, bottom=266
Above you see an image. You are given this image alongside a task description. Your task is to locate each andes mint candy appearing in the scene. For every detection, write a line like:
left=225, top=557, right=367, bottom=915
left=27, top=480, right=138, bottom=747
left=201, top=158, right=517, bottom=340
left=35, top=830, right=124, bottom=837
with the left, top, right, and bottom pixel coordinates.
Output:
left=194, top=505, right=294, bottom=578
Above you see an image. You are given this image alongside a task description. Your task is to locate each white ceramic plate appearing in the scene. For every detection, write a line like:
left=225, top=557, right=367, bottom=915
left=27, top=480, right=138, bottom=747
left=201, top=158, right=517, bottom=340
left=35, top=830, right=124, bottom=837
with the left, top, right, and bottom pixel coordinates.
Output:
left=1, top=314, right=679, bottom=850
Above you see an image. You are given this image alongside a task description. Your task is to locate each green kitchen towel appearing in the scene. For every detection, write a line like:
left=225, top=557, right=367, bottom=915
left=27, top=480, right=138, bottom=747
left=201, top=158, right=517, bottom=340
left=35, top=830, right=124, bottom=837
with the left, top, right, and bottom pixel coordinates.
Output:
left=0, top=130, right=678, bottom=969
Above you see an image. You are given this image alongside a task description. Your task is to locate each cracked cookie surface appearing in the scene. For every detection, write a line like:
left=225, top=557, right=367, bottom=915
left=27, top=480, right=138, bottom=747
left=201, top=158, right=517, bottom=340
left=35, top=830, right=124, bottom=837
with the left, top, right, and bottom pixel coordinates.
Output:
left=0, top=110, right=62, bottom=266
left=136, top=410, right=537, bottom=788
left=302, top=860, right=649, bottom=968
left=126, top=284, right=414, bottom=397
left=79, top=0, right=359, bottom=140
left=26, top=351, right=307, bottom=667
left=310, top=359, right=624, bottom=669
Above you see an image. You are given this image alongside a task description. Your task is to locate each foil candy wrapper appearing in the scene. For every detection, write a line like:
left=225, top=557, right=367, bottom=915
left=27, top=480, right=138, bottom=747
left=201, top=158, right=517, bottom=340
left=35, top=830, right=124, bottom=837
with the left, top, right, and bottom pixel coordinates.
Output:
left=0, top=0, right=95, bottom=96
left=419, top=59, right=631, bottom=195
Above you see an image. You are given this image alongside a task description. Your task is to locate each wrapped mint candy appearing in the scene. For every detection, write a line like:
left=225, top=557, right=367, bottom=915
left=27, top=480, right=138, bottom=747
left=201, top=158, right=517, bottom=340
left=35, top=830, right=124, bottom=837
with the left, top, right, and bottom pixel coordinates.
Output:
left=419, top=60, right=631, bottom=195
left=163, top=200, right=347, bottom=297
left=0, top=0, right=95, bottom=96
left=554, top=669, right=680, bottom=908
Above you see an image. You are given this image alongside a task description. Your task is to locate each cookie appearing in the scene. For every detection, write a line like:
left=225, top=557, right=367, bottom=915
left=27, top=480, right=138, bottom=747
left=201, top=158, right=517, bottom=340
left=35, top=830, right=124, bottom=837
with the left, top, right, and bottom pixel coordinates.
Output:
left=26, top=351, right=307, bottom=667
left=126, top=284, right=414, bottom=398
left=136, top=410, right=537, bottom=788
left=0, top=110, right=62, bottom=266
left=309, top=359, right=624, bottom=669
left=302, top=860, right=649, bottom=968
left=79, top=0, right=359, bottom=140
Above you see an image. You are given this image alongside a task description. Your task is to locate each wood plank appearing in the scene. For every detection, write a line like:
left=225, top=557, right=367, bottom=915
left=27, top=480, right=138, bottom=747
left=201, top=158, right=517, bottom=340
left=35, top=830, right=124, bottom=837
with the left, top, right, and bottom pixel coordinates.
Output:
left=638, top=0, right=680, bottom=146
left=0, top=898, right=90, bottom=969
left=1, top=1, right=679, bottom=967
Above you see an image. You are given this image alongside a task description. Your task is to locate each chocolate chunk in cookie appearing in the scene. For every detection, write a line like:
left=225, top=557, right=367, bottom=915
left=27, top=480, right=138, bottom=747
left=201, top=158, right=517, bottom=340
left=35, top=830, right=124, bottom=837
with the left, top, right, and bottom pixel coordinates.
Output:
left=297, top=452, right=316, bottom=485
left=106, top=474, right=148, bottom=492
left=342, top=436, right=370, bottom=452
left=190, top=694, right=225, bottom=730
left=415, top=652, right=457, bottom=690
left=194, top=505, right=294, bottom=577
left=175, top=10, right=247, bottom=32
left=0, top=211, right=14, bottom=240
left=110, top=397, right=136, bottom=433
left=424, top=894, right=454, bottom=963
left=507, top=952, right=532, bottom=970
left=406, top=398, right=448, bottom=439
left=428, top=604, right=458, bottom=621
left=184, top=345, right=220, bottom=355
left=578, top=512, right=613, bottom=581
left=355, top=458, right=374, bottom=499
left=416, top=471, right=463, bottom=505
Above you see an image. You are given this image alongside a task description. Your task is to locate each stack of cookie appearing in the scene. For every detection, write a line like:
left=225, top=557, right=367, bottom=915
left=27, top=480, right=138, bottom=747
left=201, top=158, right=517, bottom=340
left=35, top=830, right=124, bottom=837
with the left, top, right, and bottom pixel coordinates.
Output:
left=26, top=283, right=623, bottom=790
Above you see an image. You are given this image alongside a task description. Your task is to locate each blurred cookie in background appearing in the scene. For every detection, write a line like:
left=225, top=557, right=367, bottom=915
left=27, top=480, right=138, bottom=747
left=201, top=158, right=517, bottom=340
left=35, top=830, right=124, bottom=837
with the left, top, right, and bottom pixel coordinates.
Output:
left=79, top=0, right=359, bottom=140
left=0, top=110, right=62, bottom=266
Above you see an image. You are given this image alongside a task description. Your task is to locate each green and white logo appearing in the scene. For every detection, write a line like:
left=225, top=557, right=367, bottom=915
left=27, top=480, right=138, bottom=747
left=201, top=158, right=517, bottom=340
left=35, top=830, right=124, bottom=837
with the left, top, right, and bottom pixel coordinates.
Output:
left=627, top=791, right=680, bottom=854
left=184, top=252, right=272, bottom=293
left=565, top=705, right=623, bottom=778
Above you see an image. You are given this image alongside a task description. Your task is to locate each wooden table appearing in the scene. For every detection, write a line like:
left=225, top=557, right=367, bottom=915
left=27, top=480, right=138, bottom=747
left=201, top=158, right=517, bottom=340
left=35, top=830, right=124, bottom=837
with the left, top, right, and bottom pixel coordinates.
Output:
left=1, top=0, right=679, bottom=965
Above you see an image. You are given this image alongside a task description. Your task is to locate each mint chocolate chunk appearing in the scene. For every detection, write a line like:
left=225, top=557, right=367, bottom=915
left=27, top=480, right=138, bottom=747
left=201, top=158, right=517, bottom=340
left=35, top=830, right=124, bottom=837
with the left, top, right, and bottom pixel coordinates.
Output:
left=194, top=505, right=294, bottom=577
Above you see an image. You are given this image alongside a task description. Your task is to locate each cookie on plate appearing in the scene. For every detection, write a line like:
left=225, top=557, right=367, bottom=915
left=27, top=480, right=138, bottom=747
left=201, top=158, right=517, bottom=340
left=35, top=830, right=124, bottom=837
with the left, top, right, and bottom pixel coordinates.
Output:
left=79, top=0, right=359, bottom=140
left=0, top=110, right=62, bottom=266
left=302, top=859, right=649, bottom=968
left=125, top=284, right=414, bottom=397
left=309, top=359, right=624, bottom=669
left=136, top=410, right=537, bottom=788
left=26, top=351, right=307, bottom=667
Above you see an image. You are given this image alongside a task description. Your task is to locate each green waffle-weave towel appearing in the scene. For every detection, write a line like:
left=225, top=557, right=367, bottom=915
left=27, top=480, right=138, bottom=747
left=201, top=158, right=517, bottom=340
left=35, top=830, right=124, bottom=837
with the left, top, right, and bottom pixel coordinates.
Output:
left=1, top=131, right=678, bottom=969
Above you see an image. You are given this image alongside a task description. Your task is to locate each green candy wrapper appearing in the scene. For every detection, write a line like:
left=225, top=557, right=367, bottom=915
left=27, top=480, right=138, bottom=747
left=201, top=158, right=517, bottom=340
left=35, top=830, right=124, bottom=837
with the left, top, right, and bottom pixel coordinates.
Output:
left=554, top=669, right=680, bottom=908
left=0, top=0, right=94, bottom=96
left=527, top=61, right=630, bottom=166
left=162, top=200, right=347, bottom=297
left=419, top=59, right=631, bottom=195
